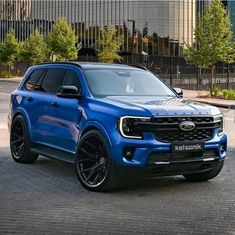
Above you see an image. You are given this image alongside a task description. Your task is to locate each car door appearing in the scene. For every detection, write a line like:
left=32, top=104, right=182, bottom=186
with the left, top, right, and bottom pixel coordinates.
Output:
left=33, top=68, right=66, bottom=148
left=47, top=69, right=83, bottom=154
left=20, top=68, right=47, bottom=142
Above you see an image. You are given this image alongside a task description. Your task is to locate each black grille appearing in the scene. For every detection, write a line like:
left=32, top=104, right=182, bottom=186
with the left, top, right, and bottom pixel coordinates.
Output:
left=152, top=116, right=217, bottom=142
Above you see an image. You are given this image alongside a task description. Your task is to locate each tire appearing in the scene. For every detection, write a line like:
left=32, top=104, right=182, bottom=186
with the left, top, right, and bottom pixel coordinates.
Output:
left=10, top=115, right=38, bottom=163
left=183, top=161, right=224, bottom=182
left=75, top=130, right=119, bottom=192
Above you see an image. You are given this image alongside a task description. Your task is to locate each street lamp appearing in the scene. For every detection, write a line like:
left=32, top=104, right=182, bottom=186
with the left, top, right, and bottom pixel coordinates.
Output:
left=142, top=50, right=148, bottom=68
left=169, top=39, right=179, bottom=86
left=127, top=19, right=135, bottom=54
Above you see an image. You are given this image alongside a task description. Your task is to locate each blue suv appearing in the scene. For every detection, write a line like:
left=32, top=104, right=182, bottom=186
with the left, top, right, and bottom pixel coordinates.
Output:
left=8, top=62, right=227, bottom=191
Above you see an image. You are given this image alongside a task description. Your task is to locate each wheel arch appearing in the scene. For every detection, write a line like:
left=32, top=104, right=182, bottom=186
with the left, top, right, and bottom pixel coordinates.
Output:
left=11, top=109, right=32, bottom=138
left=79, top=121, right=113, bottom=149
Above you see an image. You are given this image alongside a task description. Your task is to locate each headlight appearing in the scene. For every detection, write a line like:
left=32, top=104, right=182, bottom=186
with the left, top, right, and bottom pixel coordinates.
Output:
left=213, top=114, right=224, bottom=134
left=119, top=116, right=151, bottom=139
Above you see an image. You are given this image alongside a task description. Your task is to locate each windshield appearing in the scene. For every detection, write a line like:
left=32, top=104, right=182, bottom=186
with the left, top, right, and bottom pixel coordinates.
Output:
left=84, top=69, right=176, bottom=97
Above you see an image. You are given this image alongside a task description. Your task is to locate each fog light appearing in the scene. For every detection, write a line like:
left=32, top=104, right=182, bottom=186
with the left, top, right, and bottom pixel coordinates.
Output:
left=220, top=144, right=226, bottom=153
left=123, top=148, right=135, bottom=160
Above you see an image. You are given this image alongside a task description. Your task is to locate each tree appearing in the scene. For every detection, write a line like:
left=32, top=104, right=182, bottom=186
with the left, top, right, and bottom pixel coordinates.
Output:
left=98, top=26, right=124, bottom=63
left=184, top=0, right=235, bottom=93
left=47, top=18, right=79, bottom=61
left=0, top=29, right=21, bottom=71
left=21, top=29, right=49, bottom=64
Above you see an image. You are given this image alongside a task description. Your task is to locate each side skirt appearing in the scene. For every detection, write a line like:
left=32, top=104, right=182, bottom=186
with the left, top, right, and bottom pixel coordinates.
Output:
left=30, top=144, right=75, bottom=164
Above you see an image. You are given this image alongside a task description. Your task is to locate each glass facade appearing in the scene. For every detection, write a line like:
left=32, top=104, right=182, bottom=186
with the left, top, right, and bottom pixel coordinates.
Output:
left=0, top=0, right=210, bottom=57
left=197, top=0, right=210, bottom=17
left=226, top=0, right=235, bottom=40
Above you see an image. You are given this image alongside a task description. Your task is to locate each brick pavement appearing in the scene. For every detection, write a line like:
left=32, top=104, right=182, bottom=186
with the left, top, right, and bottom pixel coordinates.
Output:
left=0, top=148, right=235, bottom=234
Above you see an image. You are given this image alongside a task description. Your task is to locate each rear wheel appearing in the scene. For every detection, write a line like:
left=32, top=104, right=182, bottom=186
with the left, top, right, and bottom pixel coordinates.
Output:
left=10, top=115, right=38, bottom=163
left=75, top=130, right=119, bottom=192
left=183, top=161, right=224, bottom=182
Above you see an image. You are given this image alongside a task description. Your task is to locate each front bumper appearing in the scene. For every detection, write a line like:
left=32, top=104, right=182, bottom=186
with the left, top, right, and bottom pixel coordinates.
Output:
left=110, top=131, right=227, bottom=174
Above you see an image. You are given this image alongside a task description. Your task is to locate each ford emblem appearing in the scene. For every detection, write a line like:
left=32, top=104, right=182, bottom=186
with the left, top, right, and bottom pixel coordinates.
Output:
left=179, top=121, right=195, bottom=131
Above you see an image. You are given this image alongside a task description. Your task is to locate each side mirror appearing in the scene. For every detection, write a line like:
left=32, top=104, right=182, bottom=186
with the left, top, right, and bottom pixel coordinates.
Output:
left=173, top=87, right=183, bottom=98
left=57, top=86, right=81, bottom=98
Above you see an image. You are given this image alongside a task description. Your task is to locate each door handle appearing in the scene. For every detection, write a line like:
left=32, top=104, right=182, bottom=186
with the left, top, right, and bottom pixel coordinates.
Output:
left=51, top=102, right=58, bottom=107
left=26, top=97, right=33, bottom=102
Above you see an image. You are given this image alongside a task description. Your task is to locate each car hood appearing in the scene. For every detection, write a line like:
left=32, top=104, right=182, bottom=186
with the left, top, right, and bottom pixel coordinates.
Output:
left=100, top=96, right=220, bottom=116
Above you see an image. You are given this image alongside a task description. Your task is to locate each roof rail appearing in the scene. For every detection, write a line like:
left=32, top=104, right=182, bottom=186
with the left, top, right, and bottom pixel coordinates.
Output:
left=38, top=61, right=83, bottom=68
left=130, top=64, right=148, bottom=71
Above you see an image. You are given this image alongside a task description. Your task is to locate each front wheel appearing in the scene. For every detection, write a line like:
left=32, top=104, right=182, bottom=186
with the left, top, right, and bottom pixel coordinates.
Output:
left=75, top=130, right=119, bottom=192
left=183, top=161, right=224, bottom=182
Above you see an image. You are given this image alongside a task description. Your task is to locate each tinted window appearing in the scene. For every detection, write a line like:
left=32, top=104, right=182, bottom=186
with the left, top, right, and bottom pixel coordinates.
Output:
left=25, top=69, right=45, bottom=91
left=41, top=69, right=65, bottom=93
left=61, top=70, right=81, bottom=89
left=34, top=72, right=46, bottom=91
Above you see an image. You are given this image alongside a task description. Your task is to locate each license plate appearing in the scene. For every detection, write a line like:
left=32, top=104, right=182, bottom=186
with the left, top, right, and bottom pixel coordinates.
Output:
left=172, top=142, right=204, bottom=152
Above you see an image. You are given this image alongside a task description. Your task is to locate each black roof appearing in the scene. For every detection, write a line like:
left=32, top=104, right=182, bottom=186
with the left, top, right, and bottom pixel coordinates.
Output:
left=39, top=62, right=147, bottom=71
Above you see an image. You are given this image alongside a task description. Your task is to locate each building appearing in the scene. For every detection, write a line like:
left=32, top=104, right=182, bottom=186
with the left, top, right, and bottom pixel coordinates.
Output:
left=0, top=0, right=210, bottom=57
left=224, top=0, right=235, bottom=40
left=0, top=0, right=31, bottom=20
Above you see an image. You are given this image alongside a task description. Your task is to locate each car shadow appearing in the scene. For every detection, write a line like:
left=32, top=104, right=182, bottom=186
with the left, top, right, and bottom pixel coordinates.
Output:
left=1, top=146, right=232, bottom=195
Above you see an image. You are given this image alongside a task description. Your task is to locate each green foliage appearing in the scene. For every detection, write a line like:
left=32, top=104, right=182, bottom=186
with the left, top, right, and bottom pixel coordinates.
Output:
left=98, top=26, right=124, bottom=63
left=21, top=29, right=49, bottom=64
left=0, top=30, right=21, bottom=66
left=223, top=89, right=235, bottom=100
left=47, top=18, right=79, bottom=61
left=0, top=71, right=15, bottom=78
left=211, top=86, right=222, bottom=97
left=209, top=87, right=235, bottom=100
left=185, top=0, right=235, bottom=68
left=185, top=0, right=235, bottom=93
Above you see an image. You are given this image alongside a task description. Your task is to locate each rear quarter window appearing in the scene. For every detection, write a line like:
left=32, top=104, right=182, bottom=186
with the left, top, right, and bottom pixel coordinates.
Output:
left=25, top=69, right=46, bottom=91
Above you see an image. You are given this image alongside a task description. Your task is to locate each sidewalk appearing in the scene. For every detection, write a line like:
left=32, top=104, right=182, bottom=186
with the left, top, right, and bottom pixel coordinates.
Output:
left=183, top=89, right=235, bottom=109
left=0, top=77, right=22, bottom=83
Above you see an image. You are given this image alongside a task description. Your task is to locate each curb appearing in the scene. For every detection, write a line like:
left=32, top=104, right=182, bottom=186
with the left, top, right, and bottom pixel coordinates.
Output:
left=192, top=99, right=235, bottom=110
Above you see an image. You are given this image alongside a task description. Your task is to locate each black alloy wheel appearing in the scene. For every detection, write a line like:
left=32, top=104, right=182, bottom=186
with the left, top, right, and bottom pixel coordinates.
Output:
left=10, top=115, right=38, bottom=163
left=11, top=118, right=25, bottom=159
left=76, top=130, right=118, bottom=192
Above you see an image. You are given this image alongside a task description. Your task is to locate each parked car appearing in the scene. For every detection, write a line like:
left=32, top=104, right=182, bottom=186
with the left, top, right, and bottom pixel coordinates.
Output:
left=8, top=62, right=227, bottom=191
